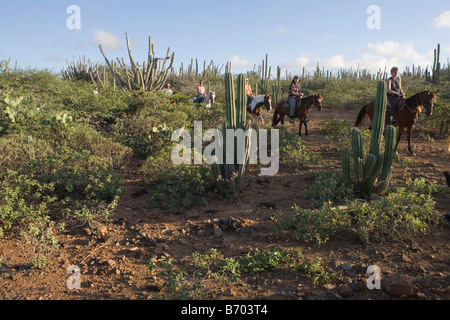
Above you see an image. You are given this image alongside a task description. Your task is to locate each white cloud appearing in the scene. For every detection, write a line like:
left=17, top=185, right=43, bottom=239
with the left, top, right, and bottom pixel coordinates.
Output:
left=289, top=41, right=434, bottom=74
left=433, top=11, right=450, bottom=29
left=230, top=55, right=254, bottom=69
left=94, top=30, right=121, bottom=50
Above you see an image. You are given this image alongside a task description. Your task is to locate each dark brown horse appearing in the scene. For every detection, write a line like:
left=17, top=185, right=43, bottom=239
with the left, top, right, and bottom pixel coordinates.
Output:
left=247, top=95, right=272, bottom=123
left=355, top=91, right=437, bottom=155
left=272, top=94, right=323, bottom=136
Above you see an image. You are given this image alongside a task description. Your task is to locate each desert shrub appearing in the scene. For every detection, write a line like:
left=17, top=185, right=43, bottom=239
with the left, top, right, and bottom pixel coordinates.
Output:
left=148, top=248, right=303, bottom=299
left=351, top=178, right=440, bottom=243
left=303, top=172, right=354, bottom=207
left=148, top=164, right=212, bottom=214
left=64, top=123, right=132, bottom=168
left=278, top=178, right=440, bottom=245
left=276, top=125, right=320, bottom=169
left=22, top=148, right=121, bottom=203
left=278, top=203, right=352, bottom=246
left=0, top=170, right=58, bottom=247
left=0, top=134, right=53, bottom=172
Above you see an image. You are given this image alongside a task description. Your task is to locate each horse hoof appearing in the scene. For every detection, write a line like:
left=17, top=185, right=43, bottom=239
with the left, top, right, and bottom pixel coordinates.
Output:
left=410, top=152, right=416, bottom=156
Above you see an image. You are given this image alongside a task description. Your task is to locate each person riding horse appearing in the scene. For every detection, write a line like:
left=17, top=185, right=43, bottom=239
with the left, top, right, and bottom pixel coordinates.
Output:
left=245, top=79, right=255, bottom=107
left=288, top=76, right=304, bottom=123
left=386, top=67, right=405, bottom=125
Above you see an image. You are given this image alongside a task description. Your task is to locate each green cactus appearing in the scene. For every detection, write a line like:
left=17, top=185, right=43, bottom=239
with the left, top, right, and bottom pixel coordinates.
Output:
left=368, top=80, right=387, bottom=157
left=341, top=81, right=396, bottom=198
left=99, top=33, right=174, bottom=92
left=432, top=43, right=441, bottom=84
left=374, top=125, right=396, bottom=195
left=342, top=147, right=351, bottom=183
left=212, top=73, right=256, bottom=194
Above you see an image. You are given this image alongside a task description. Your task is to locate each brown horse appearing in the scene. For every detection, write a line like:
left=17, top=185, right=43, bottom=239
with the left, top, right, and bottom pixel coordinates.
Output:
left=272, top=94, right=323, bottom=136
left=355, top=91, right=437, bottom=155
left=247, top=95, right=272, bottom=123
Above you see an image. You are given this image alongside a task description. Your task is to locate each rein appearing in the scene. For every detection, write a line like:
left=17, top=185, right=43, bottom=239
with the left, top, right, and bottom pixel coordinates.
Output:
left=400, top=94, right=419, bottom=115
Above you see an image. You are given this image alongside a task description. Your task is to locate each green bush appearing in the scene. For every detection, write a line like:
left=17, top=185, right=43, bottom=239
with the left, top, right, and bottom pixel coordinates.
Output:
left=279, top=203, right=352, bottom=246
left=303, top=172, right=354, bottom=207
left=0, top=134, right=53, bottom=172
left=148, top=164, right=212, bottom=213
left=22, top=149, right=121, bottom=203
left=0, top=170, right=57, bottom=243
left=351, top=178, right=439, bottom=243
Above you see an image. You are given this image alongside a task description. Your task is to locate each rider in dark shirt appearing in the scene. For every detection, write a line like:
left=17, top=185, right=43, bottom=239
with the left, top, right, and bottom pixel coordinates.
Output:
left=288, top=76, right=303, bottom=123
left=386, top=67, right=404, bottom=125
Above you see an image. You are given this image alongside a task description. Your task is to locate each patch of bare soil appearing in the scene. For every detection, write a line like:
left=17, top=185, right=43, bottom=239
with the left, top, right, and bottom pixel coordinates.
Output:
left=0, top=108, right=449, bottom=302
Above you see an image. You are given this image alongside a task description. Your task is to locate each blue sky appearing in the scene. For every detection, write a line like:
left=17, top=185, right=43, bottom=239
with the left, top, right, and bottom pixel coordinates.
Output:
left=1, top=0, right=449, bottom=76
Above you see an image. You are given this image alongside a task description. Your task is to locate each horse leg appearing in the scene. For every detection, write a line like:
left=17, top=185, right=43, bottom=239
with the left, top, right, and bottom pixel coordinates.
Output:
left=259, top=115, right=264, bottom=124
left=395, top=125, right=405, bottom=154
left=304, top=120, right=308, bottom=136
left=406, top=126, right=416, bottom=156
left=298, top=121, right=302, bottom=136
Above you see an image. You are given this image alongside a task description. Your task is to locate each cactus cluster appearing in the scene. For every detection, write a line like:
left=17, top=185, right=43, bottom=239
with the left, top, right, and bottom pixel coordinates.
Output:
left=259, top=54, right=271, bottom=94
left=177, top=59, right=224, bottom=78
left=61, top=56, right=112, bottom=87
left=99, top=33, right=174, bottom=92
left=211, top=73, right=257, bottom=195
left=0, top=58, right=17, bottom=74
left=342, top=81, right=396, bottom=197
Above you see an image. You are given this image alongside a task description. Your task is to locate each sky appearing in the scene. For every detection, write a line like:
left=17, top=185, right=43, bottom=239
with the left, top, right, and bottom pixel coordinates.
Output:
left=1, top=0, right=449, bottom=77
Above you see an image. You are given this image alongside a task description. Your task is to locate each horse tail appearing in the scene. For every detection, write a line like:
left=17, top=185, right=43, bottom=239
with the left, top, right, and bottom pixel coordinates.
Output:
left=272, top=109, right=279, bottom=126
left=355, top=105, right=367, bottom=127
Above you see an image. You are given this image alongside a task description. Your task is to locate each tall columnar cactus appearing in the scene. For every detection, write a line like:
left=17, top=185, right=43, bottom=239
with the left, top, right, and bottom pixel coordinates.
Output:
left=272, top=66, right=282, bottom=106
left=341, top=81, right=396, bottom=197
left=260, top=54, right=271, bottom=94
left=432, top=43, right=441, bottom=84
left=212, top=73, right=256, bottom=194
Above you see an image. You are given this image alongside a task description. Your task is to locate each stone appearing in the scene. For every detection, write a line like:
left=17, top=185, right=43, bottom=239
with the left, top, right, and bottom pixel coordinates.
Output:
left=338, top=285, right=354, bottom=297
left=323, top=283, right=336, bottom=290
left=213, top=224, right=223, bottom=237
left=350, top=283, right=362, bottom=293
left=223, top=288, right=233, bottom=297
left=341, top=263, right=352, bottom=270
left=402, top=253, right=412, bottom=263
left=382, top=275, right=419, bottom=297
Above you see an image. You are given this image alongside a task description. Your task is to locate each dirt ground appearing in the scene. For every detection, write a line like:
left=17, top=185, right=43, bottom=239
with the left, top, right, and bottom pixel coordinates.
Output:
left=0, top=107, right=449, bottom=302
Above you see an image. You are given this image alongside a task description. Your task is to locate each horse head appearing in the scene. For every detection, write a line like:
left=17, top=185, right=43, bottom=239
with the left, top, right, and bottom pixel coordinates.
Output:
left=264, top=95, right=272, bottom=111
left=420, top=91, right=437, bottom=116
left=313, top=94, right=323, bottom=111
left=210, top=91, right=216, bottom=104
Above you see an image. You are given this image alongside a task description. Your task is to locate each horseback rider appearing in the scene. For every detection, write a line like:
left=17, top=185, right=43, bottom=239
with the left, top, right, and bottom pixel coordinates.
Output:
left=195, top=80, right=206, bottom=103
left=245, top=78, right=254, bottom=107
left=288, top=76, right=304, bottom=123
left=386, top=67, right=405, bottom=125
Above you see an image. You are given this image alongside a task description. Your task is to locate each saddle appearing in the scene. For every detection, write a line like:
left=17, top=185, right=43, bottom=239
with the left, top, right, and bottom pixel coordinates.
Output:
left=386, top=98, right=406, bottom=113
